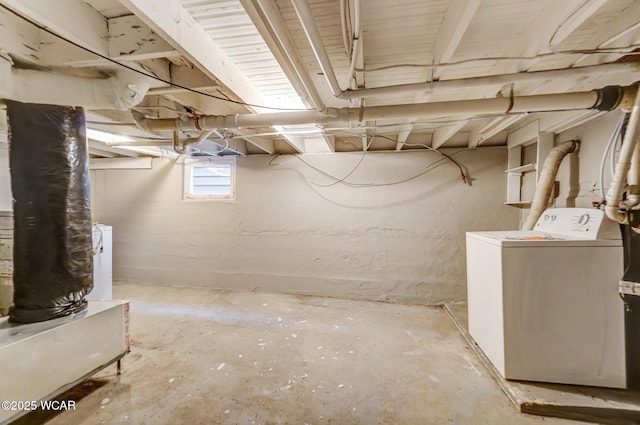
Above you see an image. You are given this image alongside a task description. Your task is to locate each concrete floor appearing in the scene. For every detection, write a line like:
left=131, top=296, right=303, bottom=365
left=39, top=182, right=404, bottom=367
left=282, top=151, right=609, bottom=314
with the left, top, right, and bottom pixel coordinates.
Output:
left=14, top=284, right=588, bottom=425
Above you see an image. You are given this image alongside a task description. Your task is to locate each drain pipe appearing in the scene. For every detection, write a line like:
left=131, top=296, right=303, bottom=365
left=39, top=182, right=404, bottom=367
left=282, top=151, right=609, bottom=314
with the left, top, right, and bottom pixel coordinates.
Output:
left=0, top=59, right=149, bottom=110
left=522, top=140, right=579, bottom=230
left=290, top=0, right=343, bottom=97
left=606, top=86, right=640, bottom=223
left=135, top=84, right=632, bottom=132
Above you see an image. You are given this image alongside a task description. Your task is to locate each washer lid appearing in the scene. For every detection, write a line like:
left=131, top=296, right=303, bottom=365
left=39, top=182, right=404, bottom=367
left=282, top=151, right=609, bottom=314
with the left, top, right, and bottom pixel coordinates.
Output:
left=466, top=230, right=622, bottom=247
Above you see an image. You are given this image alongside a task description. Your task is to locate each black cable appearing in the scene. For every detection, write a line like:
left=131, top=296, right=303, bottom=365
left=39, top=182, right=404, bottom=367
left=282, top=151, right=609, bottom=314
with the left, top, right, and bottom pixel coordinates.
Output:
left=0, top=3, right=308, bottom=112
left=269, top=148, right=471, bottom=187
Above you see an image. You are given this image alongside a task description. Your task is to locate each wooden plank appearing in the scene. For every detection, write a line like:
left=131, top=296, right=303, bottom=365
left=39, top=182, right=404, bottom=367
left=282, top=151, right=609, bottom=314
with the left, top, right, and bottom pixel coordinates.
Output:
left=0, top=0, right=108, bottom=54
left=507, top=120, right=540, bottom=149
left=120, top=0, right=266, bottom=110
left=434, top=0, right=481, bottom=64
left=90, top=157, right=153, bottom=169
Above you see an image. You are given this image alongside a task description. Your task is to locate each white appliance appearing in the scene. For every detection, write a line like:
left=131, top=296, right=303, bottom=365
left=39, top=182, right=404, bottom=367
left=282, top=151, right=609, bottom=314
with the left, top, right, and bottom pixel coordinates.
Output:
left=0, top=301, right=129, bottom=425
left=466, top=208, right=626, bottom=388
left=87, top=224, right=112, bottom=300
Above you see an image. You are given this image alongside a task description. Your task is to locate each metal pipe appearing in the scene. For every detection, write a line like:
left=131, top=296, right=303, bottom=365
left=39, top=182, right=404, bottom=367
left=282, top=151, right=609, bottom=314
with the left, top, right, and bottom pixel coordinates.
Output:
left=138, top=84, right=632, bottom=132
left=290, top=0, right=343, bottom=97
left=606, top=86, right=640, bottom=223
left=522, top=140, right=578, bottom=230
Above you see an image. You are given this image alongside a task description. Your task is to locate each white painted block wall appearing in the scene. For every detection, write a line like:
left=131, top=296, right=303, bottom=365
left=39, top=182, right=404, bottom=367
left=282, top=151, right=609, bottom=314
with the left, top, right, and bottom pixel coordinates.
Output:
left=554, top=111, right=627, bottom=209
left=90, top=148, right=516, bottom=304
left=0, top=144, right=11, bottom=210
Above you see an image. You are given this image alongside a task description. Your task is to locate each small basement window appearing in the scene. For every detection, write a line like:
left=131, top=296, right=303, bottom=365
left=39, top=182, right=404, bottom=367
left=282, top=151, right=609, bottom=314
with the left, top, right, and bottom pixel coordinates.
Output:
left=184, top=158, right=235, bottom=200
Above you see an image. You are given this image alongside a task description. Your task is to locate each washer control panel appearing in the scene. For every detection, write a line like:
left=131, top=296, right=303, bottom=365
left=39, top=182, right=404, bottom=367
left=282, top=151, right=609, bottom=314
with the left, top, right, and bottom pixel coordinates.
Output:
left=534, top=208, right=620, bottom=239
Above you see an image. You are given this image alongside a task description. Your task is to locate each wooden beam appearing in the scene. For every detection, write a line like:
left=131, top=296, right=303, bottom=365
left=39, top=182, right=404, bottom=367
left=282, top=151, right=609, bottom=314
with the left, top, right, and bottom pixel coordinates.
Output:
left=506, top=120, right=539, bottom=149
left=432, top=121, right=467, bottom=149
left=119, top=0, right=266, bottom=111
left=0, top=0, right=108, bottom=55
left=88, top=140, right=140, bottom=158
left=0, top=7, right=41, bottom=64
left=395, top=122, right=415, bottom=151
left=90, top=157, right=153, bottom=170
left=434, top=0, right=481, bottom=65
left=233, top=129, right=275, bottom=154
left=551, top=0, right=608, bottom=47
left=469, top=115, right=527, bottom=148
left=89, top=147, right=118, bottom=158
left=520, top=0, right=585, bottom=58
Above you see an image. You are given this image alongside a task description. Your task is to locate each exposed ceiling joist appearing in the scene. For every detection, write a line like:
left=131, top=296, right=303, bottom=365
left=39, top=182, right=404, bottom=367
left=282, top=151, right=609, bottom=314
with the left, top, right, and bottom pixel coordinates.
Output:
left=434, top=0, right=481, bottom=66
left=551, top=0, right=608, bottom=48
left=0, top=0, right=108, bottom=54
left=234, top=129, right=275, bottom=154
left=469, top=115, right=527, bottom=148
left=89, top=140, right=140, bottom=157
left=38, top=15, right=181, bottom=67
left=119, top=0, right=266, bottom=111
left=0, top=6, right=41, bottom=64
left=432, top=121, right=467, bottom=149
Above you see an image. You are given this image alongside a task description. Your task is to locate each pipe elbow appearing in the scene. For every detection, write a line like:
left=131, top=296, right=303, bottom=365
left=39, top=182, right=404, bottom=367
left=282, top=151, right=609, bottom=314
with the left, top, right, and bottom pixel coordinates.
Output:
left=605, top=204, right=628, bottom=224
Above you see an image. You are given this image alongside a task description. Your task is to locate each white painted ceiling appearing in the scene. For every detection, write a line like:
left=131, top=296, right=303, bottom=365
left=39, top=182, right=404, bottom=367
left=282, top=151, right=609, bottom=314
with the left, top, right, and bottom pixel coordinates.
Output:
left=0, top=0, right=639, bottom=157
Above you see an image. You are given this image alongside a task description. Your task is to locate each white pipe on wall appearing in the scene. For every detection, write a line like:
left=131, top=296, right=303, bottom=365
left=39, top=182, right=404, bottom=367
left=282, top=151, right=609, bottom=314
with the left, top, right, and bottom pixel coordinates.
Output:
left=605, top=87, right=640, bottom=223
left=0, top=60, right=150, bottom=110
left=521, top=140, right=579, bottom=231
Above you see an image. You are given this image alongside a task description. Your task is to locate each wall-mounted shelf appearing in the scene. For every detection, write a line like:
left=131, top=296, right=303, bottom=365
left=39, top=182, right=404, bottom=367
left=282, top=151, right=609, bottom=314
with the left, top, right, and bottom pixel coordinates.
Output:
left=505, top=121, right=554, bottom=207
left=504, top=201, right=532, bottom=209
left=505, top=163, right=535, bottom=174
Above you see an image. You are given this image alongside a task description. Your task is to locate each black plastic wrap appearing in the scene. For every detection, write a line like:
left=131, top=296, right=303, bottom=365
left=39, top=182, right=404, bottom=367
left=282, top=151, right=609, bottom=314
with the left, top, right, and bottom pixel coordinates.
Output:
left=621, top=213, right=640, bottom=387
left=7, top=101, right=93, bottom=324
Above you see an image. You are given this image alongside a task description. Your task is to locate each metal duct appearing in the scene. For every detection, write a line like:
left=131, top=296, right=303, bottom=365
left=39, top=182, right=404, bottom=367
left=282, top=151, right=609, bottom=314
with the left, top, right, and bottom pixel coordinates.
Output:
left=0, top=58, right=149, bottom=110
left=7, top=101, right=93, bottom=323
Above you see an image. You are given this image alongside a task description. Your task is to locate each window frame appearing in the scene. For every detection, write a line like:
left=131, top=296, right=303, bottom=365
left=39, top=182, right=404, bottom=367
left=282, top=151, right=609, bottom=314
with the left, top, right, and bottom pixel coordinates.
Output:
left=183, top=157, right=236, bottom=201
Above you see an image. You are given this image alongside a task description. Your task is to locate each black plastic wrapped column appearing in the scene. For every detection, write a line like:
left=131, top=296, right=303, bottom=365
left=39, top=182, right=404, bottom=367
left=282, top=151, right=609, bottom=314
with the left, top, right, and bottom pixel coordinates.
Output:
left=6, top=101, right=93, bottom=323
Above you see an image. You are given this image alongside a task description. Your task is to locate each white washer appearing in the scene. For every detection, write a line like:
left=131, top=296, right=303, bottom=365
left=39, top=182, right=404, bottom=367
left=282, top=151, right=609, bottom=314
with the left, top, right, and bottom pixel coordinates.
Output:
left=87, top=224, right=112, bottom=300
left=466, top=208, right=626, bottom=388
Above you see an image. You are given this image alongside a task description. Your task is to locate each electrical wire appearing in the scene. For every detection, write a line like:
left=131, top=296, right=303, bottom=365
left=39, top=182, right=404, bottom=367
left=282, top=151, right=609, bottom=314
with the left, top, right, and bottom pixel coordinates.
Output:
left=341, top=131, right=472, bottom=185
left=269, top=148, right=471, bottom=188
left=310, top=129, right=376, bottom=187
left=358, top=46, right=640, bottom=72
left=402, top=142, right=470, bottom=184
left=0, top=3, right=308, bottom=112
